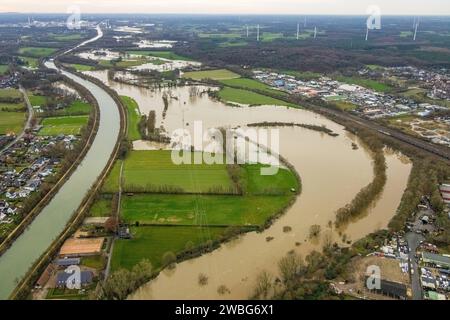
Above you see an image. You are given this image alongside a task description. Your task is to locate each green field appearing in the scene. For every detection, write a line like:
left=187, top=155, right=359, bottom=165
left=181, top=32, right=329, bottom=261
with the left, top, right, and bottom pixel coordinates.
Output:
left=52, top=33, right=83, bottom=41
left=242, top=164, right=298, bottom=195
left=100, top=58, right=149, bottom=68
left=28, top=94, right=47, bottom=106
left=219, top=78, right=286, bottom=97
left=121, top=150, right=234, bottom=193
left=0, top=65, right=8, bottom=75
left=218, top=87, right=293, bottom=107
left=67, top=63, right=96, bottom=71
left=331, top=100, right=359, bottom=111
left=120, top=96, right=142, bottom=140
left=0, top=89, right=22, bottom=101
left=121, top=193, right=293, bottom=226
left=126, top=50, right=192, bottom=61
left=218, top=40, right=248, bottom=48
left=58, top=100, right=91, bottom=116
left=89, top=198, right=112, bottom=217
left=47, top=100, right=91, bottom=116
left=198, top=32, right=242, bottom=39
left=111, top=226, right=226, bottom=270
left=400, top=31, right=414, bottom=38
left=19, top=56, right=39, bottom=68
left=39, top=115, right=89, bottom=136
left=282, top=70, right=322, bottom=80
left=102, top=160, right=122, bottom=193
left=261, top=32, right=288, bottom=42
left=0, top=102, right=25, bottom=112
left=336, top=76, right=393, bottom=93
left=18, top=47, right=57, bottom=58
left=0, top=111, right=25, bottom=134
left=182, top=69, right=240, bottom=80
left=81, top=255, right=106, bottom=270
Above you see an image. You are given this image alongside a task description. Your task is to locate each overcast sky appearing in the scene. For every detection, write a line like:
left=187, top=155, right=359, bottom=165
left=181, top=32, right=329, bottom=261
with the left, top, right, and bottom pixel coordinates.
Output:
left=1, top=0, right=449, bottom=15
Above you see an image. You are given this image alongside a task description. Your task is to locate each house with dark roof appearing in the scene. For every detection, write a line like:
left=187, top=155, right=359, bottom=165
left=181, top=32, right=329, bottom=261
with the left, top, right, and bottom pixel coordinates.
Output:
left=56, top=270, right=93, bottom=288
left=366, top=277, right=408, bottom=300
left=56, top=258, right=81, bottom=267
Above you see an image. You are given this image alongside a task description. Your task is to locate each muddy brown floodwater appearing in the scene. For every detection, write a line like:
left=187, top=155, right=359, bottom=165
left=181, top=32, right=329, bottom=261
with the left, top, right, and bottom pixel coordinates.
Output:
left=84, top=71, right=412, bottom=300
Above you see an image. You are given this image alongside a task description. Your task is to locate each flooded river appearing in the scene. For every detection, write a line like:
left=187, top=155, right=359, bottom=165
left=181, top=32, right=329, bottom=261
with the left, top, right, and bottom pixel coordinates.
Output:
left=84, top=70, right=412, bottom=300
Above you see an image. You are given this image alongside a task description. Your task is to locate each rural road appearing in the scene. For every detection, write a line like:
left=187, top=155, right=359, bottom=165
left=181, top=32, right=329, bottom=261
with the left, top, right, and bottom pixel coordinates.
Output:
left=0, top=85, right=34, bottom=155
left=406, top=232, right=424, bottom=300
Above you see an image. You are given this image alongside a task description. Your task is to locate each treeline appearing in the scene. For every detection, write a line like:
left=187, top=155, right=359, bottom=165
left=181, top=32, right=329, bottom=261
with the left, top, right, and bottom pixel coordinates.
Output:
left=335, top=130, right=387, bottom=228
left=389, top=158, right=450, bottom=237
left=122, top=183, right=238, bottom=195
left=99, top=259, right=153, bottom=300
left=247, top=121, right=338, bottom=137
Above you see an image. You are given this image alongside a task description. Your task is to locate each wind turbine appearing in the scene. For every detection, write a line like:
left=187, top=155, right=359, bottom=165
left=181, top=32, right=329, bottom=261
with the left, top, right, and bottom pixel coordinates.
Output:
left=413, top=18, right=420, bottom=41
left=365, top=27, right=369, bottom=41
left=257, top=24, right=260, bottom=42
left=314, top=26, right=317, bottom=39
left=296, top=23, right=300, bottom=40
left=246, top=25, right=249, bottom=38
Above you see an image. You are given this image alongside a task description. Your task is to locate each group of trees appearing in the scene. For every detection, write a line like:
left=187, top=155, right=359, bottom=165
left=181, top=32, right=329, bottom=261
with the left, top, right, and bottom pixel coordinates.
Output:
left=389, top=157, right=450, bottom=241
left=99, top=259, right=153, bottom=300
left=252, top=243, right=354, bottom=300
left=138, top=109, right=170, bottom=143
left=335, top=130, right=387, bottom=228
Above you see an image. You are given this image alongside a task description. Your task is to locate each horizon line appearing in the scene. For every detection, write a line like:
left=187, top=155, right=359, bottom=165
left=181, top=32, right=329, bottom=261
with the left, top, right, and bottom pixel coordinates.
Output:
left=1, top=12, right=450, bottom=17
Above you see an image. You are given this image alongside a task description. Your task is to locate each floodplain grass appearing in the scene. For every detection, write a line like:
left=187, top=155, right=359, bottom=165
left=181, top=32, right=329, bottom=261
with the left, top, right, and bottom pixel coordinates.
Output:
left=66, top=63, right=96, bottom=72
left=120, top=96, right=141, bottom=141
left=121, top=193, right=293, bottom=226
left=126, top=50, right=193, bottom=61
left=122, top=150, right=234, bottom=194
left=18, top=47, right=57, bottom=58
left=182, top=69, right=240, bottom=80
left=106, top=58, right=149, bottom=68
left=111, top=225, right=227, bottom=271
left=218, top=87, right=294, bottom=107
left=219, top=78, right=287, bottom=97
left=38, top=115, right=89, bottom=136
left=0, top=111, right=25, bottom=134
left=242, top=164, right=299, bottom=195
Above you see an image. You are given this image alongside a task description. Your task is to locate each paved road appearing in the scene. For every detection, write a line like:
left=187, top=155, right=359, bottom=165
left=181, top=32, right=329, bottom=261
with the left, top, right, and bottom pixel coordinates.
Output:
left=304, top=102, right=450, bottom=163
left=406, top=232, right=424, bottom=300
left=0, top=86, right=34, bottom=155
